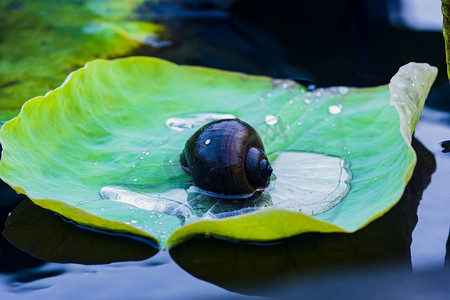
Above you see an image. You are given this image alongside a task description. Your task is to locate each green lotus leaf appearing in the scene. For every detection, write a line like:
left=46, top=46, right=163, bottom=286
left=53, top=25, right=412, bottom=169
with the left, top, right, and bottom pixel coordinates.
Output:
left=0, top=0, right=166, bottom=123
left=443, top=0, right=450, bottom=82
left=0, top=57, right=437, bottom=249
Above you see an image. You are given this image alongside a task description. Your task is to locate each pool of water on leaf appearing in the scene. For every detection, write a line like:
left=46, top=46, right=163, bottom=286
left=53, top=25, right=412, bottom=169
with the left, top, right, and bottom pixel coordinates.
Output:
left=100, top=151, right=351, bottom=225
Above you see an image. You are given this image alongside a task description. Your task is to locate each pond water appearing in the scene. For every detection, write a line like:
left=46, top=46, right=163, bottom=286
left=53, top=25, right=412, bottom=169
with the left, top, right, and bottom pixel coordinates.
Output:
left=412, top=107, right=450, bottom=271
left=1, top=0, right=450, bottom=299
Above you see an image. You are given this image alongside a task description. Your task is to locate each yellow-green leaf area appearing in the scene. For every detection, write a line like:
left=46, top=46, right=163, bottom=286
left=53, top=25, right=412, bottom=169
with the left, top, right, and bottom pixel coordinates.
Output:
left=0, top=57, right=437, bottom=248
left=0, top=0, right=165, bottom=123
left=443, top=0, right=450, bottom=82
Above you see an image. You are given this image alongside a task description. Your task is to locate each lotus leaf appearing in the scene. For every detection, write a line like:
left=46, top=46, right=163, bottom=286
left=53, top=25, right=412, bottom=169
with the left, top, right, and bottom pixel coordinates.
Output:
left=0, top=0, right=166, bottom=123
left=0, top=57, right=437, bottom=248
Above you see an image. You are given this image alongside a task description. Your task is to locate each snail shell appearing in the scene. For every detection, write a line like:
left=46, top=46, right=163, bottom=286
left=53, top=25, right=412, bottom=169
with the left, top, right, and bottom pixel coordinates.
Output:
left=180, top=119, right=272, bottom=197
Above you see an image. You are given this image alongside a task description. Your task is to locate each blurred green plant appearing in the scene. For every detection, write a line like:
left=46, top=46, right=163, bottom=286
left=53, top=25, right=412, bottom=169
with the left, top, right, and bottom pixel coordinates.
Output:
left=443, top=0, right=450, bottom=82
left=0, top=0, right=167, bottom=123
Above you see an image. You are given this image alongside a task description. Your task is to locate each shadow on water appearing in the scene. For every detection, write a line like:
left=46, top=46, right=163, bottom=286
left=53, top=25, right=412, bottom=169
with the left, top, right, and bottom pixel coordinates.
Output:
left=169, top=138, right=436, bottom=295
left=1, top=199, right=159, bottom=265
left=0, top=204, right=44, bottom=274
left=0, top=144, right=44, bottom=273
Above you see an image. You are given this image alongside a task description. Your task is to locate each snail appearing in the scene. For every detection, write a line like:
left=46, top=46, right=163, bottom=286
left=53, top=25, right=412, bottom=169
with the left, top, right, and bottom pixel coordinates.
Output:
left=180, top=119, right=272, bottom=198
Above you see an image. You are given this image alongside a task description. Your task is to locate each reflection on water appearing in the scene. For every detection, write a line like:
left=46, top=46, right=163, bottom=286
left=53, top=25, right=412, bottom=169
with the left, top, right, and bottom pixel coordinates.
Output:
left=0, top=251, right=253, bottom=300
left=2, top=199, right=159, bottom=265
left=412, top=107, right=450, bottom=271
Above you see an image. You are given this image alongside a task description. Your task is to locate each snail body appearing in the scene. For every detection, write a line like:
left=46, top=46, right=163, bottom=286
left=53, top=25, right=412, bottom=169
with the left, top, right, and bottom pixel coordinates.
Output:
left=180, top=119, right=272, bottom=198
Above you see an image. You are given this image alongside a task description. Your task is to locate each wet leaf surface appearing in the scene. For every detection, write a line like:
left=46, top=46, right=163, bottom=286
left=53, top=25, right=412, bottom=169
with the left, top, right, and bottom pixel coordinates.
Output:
left=0, top=57, right=437, bottom=248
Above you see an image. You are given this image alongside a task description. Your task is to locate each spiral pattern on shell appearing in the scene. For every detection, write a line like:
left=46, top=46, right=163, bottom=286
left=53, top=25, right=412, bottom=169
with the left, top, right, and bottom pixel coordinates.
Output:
left=180, top=119, right=272, bottom=198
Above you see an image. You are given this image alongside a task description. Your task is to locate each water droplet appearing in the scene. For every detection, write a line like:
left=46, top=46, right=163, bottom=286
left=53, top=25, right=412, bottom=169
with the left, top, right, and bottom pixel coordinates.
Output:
left=265, top=115, right=278, bottom=126
left=338, top=87, right=349, bottom=95
left=282, top=83, right=289, bottom=89
left=132, top=164, right=136, bottom=168
left=307, top=84, right=316, bottom=91
left=205, top=139, right=211, bottom=145
left=267, top=92, right=272, bottom=98
left=304, top=98, right=311, bottom=104
left=93, top=161, right=98, bottom=166
left=133, top=178, right=137, bottom=182
left=130, top=220, right=137, bottom=224
left=374, top=177, right=378, bottom=181
left=328, top=104, right=343, bottom=115
left=166, top=113, right=236, bottom=131
left=145, top=152, right=149, bottom=155
left=297, top=121, right=303, bottom=126
left=289, top=100, right=294, bottom=105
